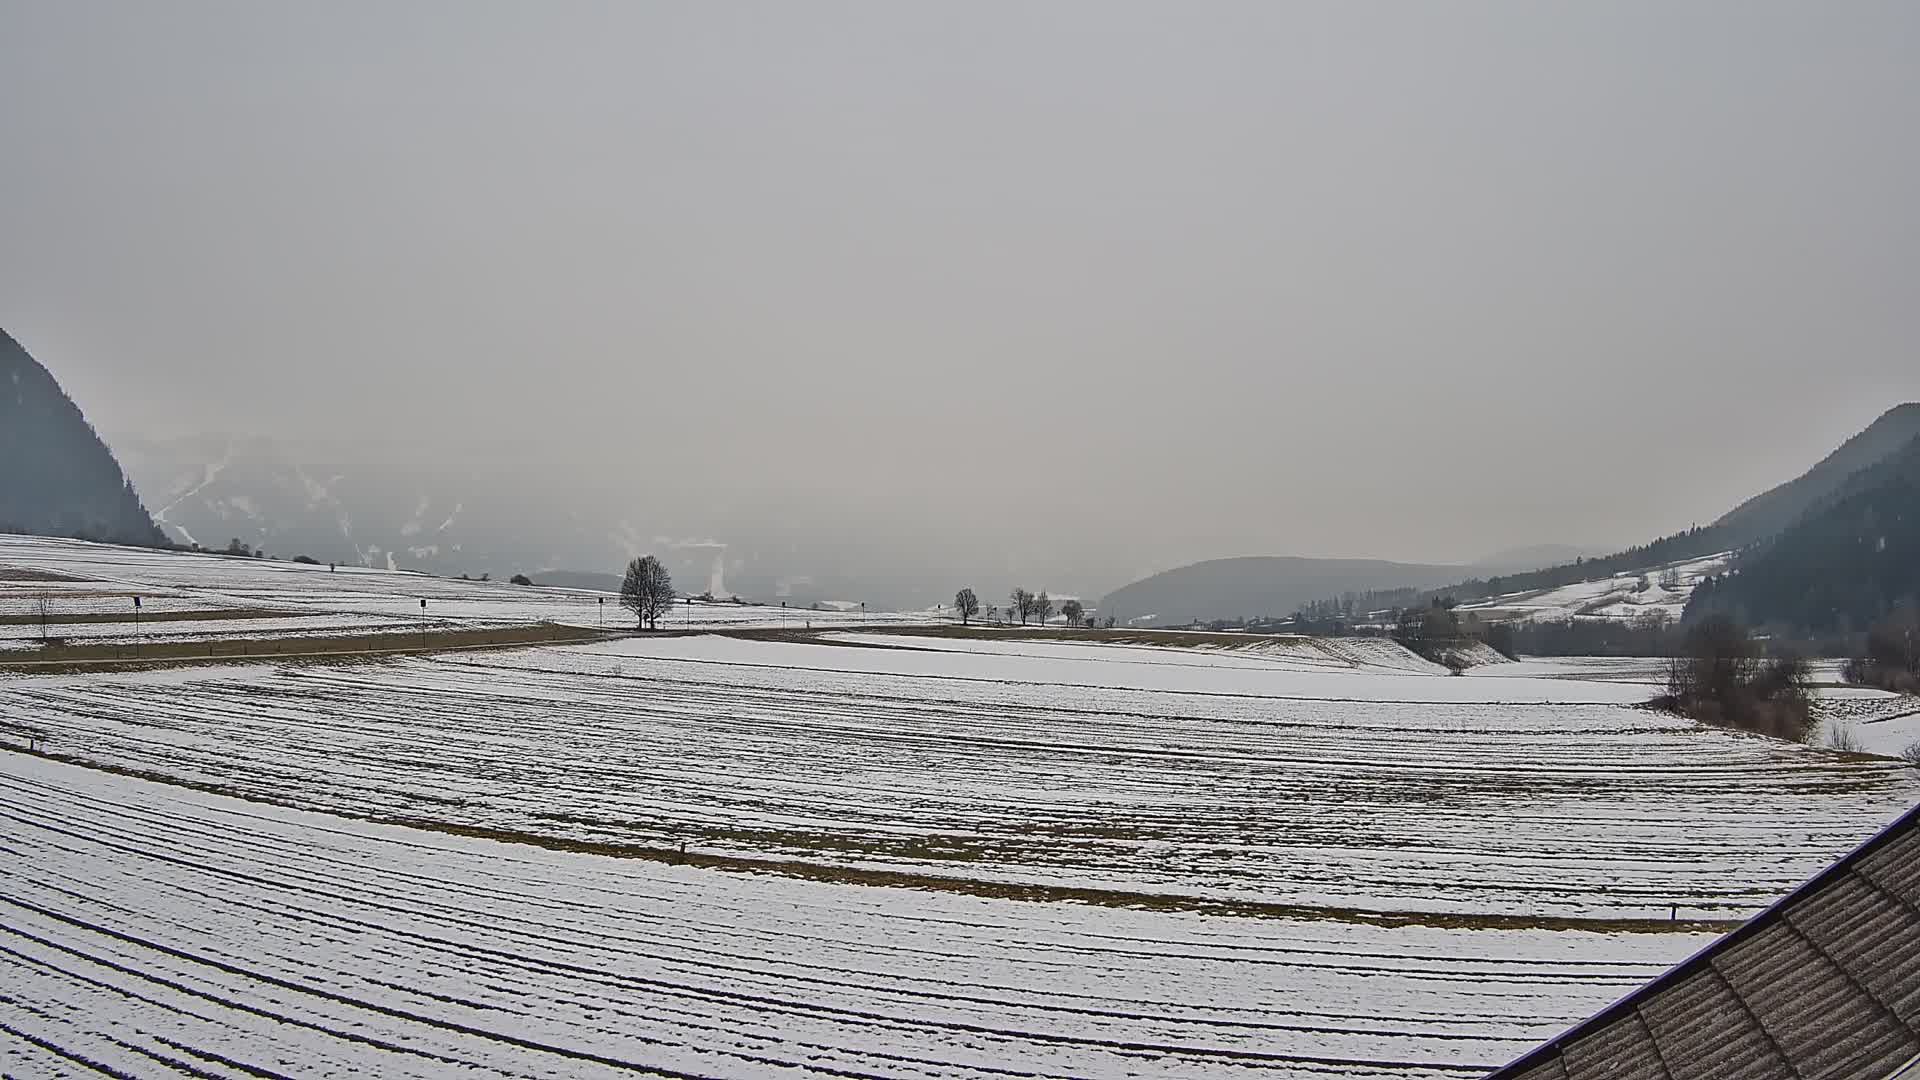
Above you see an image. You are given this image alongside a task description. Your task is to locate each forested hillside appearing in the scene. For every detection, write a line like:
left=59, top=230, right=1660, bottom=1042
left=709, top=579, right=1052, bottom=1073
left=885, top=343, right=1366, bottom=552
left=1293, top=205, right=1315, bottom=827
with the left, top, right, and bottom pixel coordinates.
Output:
left=1100, top=555, right=1468, bottom=625
left=1430, top=527, right=1727, bottom=606
left=0, top=329, right=167, bottom=547
left=1714, top=403, right=1920, bottom=545
left=1427, top=404, right=1920, bottom=608
left=1687, top=435, right=1920, bottom=636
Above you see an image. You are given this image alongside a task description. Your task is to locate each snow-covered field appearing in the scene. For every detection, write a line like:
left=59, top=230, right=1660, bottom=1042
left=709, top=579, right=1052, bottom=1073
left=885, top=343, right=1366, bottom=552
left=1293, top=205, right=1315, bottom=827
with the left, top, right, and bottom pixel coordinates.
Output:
left=6, top=633, right=1914, bottom=923
left=1456, top=553, right=1732, bottom=624
left=1819, top=695, right=1920, bottom=759
left=0, top=534, right=931, bottom=636
left=832, top=631, right=1471, bottom=677
left=1484, top=655, right=1920, bottom=759
left=0, top=613, right=441, bottom=651
left=1, top=752, right=1716, bottom=1079
left=5, top=534, right=1919, bottom=1078
left=0, top=581, right=245, bottom=617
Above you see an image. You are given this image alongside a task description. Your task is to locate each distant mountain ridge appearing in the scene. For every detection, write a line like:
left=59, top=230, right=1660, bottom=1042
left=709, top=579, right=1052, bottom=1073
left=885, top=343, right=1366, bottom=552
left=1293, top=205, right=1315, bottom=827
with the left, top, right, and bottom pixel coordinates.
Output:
left=1688, top=431, right=1920, bottom=634
left=1420, top=403, right=1920, bottom=607
left=1471, top=544, right=1600, bottom=570
left=115, top=435, right=963, bottom=609
left=1100, top=403, right=1920, bottom=627
left=1714, top=403, right=1920, bottom=546
left=121, top=434, right=727, bottom=589
left=1100, top=555, right=1469, bottom=625
left=0, top=329, right=166, bottom=547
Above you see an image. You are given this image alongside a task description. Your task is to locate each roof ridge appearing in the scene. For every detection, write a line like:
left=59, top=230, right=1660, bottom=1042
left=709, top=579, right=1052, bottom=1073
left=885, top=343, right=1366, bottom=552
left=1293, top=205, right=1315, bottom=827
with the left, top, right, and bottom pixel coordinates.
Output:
left=1486, top=800, right=1920, bottom=1078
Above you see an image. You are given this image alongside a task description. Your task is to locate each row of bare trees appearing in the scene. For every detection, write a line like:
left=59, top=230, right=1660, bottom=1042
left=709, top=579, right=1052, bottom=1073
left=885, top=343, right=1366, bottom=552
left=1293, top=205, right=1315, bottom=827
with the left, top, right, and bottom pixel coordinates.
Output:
left=953, top=587, right=1087, bottom=627
left=1009, top=588, right=1051, bottom=626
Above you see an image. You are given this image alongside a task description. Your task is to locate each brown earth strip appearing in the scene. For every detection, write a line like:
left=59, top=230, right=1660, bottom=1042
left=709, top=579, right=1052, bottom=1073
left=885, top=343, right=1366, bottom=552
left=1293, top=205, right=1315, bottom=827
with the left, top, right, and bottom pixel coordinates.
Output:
left=2, top=745, right=1741, bottom=936
left=833, top=624, right=1324, bottom=650
left=0, top=623, right=609, bottom=672
left=0, top=608, right=295, bottom=626
left=0, top=568, right=88, bottom=583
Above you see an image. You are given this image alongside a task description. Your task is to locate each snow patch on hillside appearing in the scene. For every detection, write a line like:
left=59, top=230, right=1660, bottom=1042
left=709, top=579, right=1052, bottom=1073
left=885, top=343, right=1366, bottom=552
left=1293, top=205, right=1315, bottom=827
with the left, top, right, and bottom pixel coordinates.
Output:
left=1458, top=552, right=1732, bottom=624
left=151, top=438, right=235, bottom=547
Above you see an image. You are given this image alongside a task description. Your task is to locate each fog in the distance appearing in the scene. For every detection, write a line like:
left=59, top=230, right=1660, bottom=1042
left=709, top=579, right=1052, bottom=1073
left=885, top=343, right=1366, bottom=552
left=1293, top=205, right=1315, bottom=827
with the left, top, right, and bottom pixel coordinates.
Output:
left=3, top=2, right=1917, bottom=600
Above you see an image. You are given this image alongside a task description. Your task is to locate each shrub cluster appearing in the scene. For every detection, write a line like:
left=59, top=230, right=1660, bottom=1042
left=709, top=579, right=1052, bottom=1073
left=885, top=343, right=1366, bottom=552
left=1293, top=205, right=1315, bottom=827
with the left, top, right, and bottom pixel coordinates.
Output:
left=1841, top=607, right=1920, bottom=694
left=1654, top=616, right=1813, bottom=742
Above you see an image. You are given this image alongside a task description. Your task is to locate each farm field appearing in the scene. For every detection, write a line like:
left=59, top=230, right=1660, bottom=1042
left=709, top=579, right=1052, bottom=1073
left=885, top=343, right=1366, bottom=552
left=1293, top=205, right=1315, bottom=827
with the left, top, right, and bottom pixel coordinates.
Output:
left=0, top=752, right=1714, bottom=1079
left=4, top=536, right=1919, bottom=1078
left=0, top=534, right=930, bottom=645
left=1481, top=656, right=1920, bottom=758
left=0, top=612, right=442, bottom=651
left=6, top=631, right=1915, bottom=923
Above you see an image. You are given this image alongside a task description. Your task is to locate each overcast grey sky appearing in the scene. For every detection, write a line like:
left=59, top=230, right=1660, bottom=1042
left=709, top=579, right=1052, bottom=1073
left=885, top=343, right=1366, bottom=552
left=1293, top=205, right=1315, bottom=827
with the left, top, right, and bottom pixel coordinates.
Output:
left=3, top=0, right=1917, bottom=575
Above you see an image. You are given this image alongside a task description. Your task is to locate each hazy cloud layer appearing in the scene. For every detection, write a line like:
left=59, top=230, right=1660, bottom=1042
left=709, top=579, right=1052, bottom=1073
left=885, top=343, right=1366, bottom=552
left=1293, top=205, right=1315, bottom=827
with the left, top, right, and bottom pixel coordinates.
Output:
left=4, top=1, right=1917, bottom=589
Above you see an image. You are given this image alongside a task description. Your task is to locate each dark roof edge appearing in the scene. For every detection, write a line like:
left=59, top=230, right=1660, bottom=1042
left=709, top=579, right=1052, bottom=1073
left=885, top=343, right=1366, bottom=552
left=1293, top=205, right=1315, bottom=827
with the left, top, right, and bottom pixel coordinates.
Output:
left=1485, top=798, right=1920, bottom=1079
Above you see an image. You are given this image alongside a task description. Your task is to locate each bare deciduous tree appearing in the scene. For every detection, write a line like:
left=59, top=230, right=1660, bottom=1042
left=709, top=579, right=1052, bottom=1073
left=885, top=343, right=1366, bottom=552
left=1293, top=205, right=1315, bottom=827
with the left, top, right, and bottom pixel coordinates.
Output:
left=1061, top=599, right=1084, bottom=626
left=1827, top=724, right=1865, bottom=753
left=954, top=588, right=979, bottom=625
left=1032, top=591, right=1054, bottom=625
left=1009, top=587, right=1034, bottom=625
left=620, top=555, right=675, bottom=631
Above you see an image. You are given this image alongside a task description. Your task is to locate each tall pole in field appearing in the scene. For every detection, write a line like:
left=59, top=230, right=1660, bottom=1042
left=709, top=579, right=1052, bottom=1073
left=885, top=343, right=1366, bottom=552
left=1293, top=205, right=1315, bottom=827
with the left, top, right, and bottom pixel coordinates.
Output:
left=419, top=598, right=427, bottom=650
left=598, top=596, right=604, bottom=629
left=132, top=595, right=141, bottom=657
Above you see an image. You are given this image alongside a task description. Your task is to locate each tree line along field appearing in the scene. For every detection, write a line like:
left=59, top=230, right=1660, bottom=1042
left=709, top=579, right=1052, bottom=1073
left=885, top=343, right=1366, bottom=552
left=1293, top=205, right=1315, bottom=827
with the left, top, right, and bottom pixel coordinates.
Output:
left=4, top=535, right=1920, bottom=1077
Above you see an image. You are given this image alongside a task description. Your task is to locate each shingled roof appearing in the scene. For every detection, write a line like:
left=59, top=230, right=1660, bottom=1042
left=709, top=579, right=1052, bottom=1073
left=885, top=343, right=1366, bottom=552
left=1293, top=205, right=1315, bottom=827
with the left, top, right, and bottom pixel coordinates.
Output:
left=1488, top=802, right=1920, bottom=1080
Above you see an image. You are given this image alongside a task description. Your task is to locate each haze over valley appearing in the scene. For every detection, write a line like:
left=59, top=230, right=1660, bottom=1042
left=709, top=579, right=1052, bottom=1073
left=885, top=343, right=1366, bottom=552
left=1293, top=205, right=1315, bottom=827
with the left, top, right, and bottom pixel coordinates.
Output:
left=8, top=2, right=1919, bottom=614
left=5, top=4, right=1920, bottom=1078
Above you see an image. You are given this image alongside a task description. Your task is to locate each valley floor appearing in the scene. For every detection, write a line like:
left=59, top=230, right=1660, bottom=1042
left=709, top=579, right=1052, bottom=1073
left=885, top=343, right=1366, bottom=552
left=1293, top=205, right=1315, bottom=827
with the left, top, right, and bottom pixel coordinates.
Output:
left=2, top=752, right=1704, bottom=1079
left=4, top=535, right=1919, bottom=1078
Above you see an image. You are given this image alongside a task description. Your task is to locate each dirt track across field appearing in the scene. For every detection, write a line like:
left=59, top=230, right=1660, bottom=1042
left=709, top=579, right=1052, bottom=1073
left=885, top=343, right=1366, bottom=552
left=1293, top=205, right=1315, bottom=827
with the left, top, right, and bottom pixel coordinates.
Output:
left=0, top=622, right=610, bottom=672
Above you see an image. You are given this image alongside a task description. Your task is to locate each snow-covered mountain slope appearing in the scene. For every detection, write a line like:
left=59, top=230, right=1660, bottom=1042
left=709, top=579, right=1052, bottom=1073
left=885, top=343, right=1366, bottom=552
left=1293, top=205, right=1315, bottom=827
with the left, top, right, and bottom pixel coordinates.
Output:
left=1456, top=552, right=1732, bottom=624
left=113, top=436, right=1065, bottom=611
left=117, top=437, right=780, bottom=599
